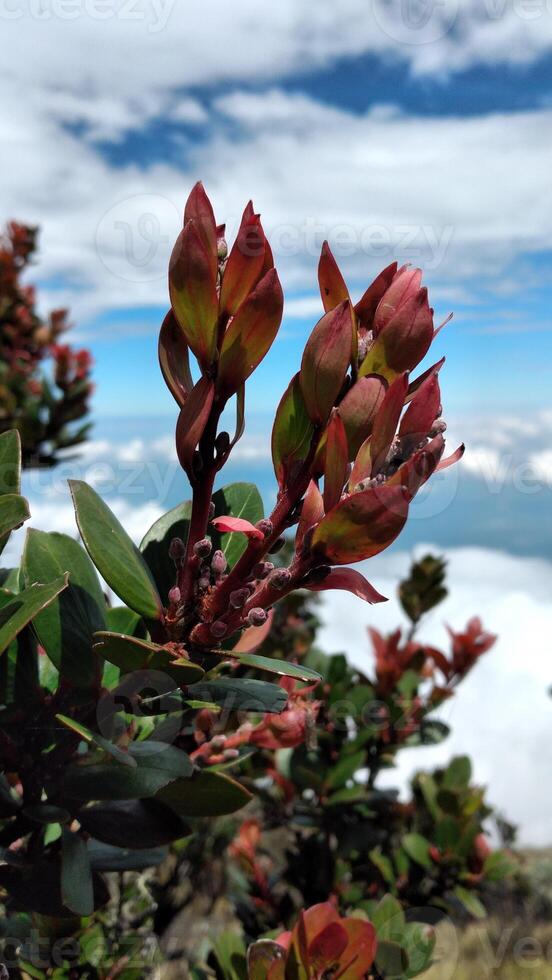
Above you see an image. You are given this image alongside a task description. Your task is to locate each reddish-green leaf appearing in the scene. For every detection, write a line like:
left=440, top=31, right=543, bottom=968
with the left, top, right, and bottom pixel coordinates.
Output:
left=158, top=309, right=193, bottom=408
left=92, top=631, right=204, bottom=684
left=183, top=181, right=218, bottom=280
left=305, top=567, right=386, bottom=604
left=272, top=373, right=315, bottom=489
left=339, top=375, right=386, bottom=459
left=312, top=484, right=409, bottom=564
left=169, top=220, right=219, bottom=369
left=318, top=241, right=349, bottom=312
left=217, top=268, right=284, bottom=397
left=175, top=377, right=215, bottom=478
left=370, top=373, right=408, bottom=475
left=219, top=204, right=267, bottom=316
left=354, top=261, right=398, bottom=330
left=323, top=411, right=348, bottom=512
left=300, top=301, right=353, bottom=424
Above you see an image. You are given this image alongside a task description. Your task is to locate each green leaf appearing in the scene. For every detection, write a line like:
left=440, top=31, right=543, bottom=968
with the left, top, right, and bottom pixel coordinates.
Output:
left=483, top=850, right=517, bottom=881
left=372, top=894, right=405, bottom=940
left=402, top=833, right=432, bottom=870
left=453, top=885, right=486, bottom=919
left=78, top=799, right=190, bottom=849
left=228, top=651, right=321, bottom=683
left=157, top=769, right=252, bottom=817
left=271, top=373, right=315, bottom=488
left=140, top=500, right=191, bottom=603
left=92, top=631, right=204, bottom=684
left=211, top=483, right=264, bottom=569
left=69, top=480, right=162, bottom=620
left=215, top=931, right=248, bottom=980
left=325, top=749, right=365, bottom=790
left=64, top=741, right=193, bottom=800
left=443, top=755, right=472, bottom=789
left=0, top=576, right=68, bottom=654
left=106, top=605, right=146, bottom=637
left=61, top=829, right=94, bottom=917
left=187, top=676, right=288, bottom=713
left=0, top=493, right=30, bottom=538
left=87, top=840, right=168, bottom=872
left=375, top=940, right=408, bottom=978
left=56, top=713, right=137, bottom=768
left=22, top=529, right=106, bottom=687
left=0, top=430, right=22, bottom=494
left=369, top=848, right=396, bottom=886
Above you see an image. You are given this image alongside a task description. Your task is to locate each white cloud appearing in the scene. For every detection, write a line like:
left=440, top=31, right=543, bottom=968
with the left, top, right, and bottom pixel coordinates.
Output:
left=318, top=545, right=552, bottom=846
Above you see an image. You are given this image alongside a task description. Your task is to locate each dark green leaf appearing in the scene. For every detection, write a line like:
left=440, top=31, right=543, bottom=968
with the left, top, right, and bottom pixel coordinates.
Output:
left=92, top=631, right=204, bottom=684
left=106, top=605, right=146, bottom=637
left=0, top=493, right=30, bottom=538
left=402, top=833, right=432, bottom=870
left=61, top=829, right=94, bottom=916
left=69, top=480, right=162, bottom=620
left=187, top=676, right=287, bottom=713
left=140, top=500, right=192, bottom=603
left=443, top=755, right=472, bottom=789
left=157, top=770, right=252, bottom=817
left=87, top=840, right=168, bottom=872
left=56, top=713, right=137, bottom=768
left=64, top=741, right=192, bottom=800
left=22, top=529, right=106, bottom=687
left=0, top=430, right=21, bottom=494
left=0, top=576, right=68, bottom=654
left=78, top=799, right=190, bottom=849
left=229, top=651, right=321, bottom=682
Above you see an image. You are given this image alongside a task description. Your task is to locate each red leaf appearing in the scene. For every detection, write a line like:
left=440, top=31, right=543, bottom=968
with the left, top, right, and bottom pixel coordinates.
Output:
left=308, top=923, right=349, bottom=973
left=219, top=204, right=267, bottom=316
left=399, top=375, right=441, bottom=440
left=349, top=435, right=373, bottom=491
left=437, top=442, right=465, bottom=470
left=296, top=479, right=324, bottom=552
left=387, top=434, right=445, bottom=497
left=354, top=261, right=398, bottom=331
left=169, top=221, right=219, bottom=370
left=300, top=301, right=353, bottom=424
left=217, top=268, right=284, bottom=397
left=323, top=411, right=349, bottom=512
left=175, top=377, right=215, bottom=478
left=370, top=373, right=408, bottom=475
left=306, top=567, right=387, bottom=604
left=318, top=241, right=349, bottom=312
left=301, top=903, right=341, bottom=945
left=158, top=309, right=193, bottom=408
left=211, top=516, right=264, bottom=540
left=312, top=484, right=409, bottom=564
left=339, top=375, right=386, bottom=458
left=183, top=182, right=218, bottom=281
left=406, top=356, right=445, bottom=403
left=335, top=919, right=377, bottom=979
left=374, top=265, right=423, bottom=335
left=378, top=287, right=434, bottom=373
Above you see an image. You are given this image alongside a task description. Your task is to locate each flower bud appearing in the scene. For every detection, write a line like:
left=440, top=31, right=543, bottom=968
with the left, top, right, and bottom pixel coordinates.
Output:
left=256, top=518, right=273, bottom=538
left=210, top=620, right=227, bottom=638
left=252, top=561, right=274, bottom=579
left=168, top=586, right=181, bottom=606
left=247, top=607, right=267, bottom=627
left=230, top=588, right=250, bottom=609
left=193, top=537, right=212, bottom=558
left=211, top=550, right=227, bottom=575
left=268, top=568, right=291, bottom=591
left=169, top=537, right=186, bottom=563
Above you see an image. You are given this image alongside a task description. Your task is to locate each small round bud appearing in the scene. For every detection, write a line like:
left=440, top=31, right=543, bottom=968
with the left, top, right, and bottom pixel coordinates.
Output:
left=268, top=568, right=291, bottom=591
left=210, top=620, right=227, bottom=638
left=247, top=607, right=267, bottom=627
left=168, top=586, right=181, bottom=605
left=256, top=518, right=273, bottom=538
left=268, top=536, right=285, bottom=555
left=211, top=550, right=227, bottom=575
left=230, top=588, right=249, bottom=609
left=193, top=537, right=212, bottom=558
left=198, top=576, right=211, bottom=591
left=252, top=561, right=274, bottom=580
left=215, top=431, right=231, bottom=456
left=169, top=537, right=186, bottom=563
left=430, top=418, right=447, bottom=437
